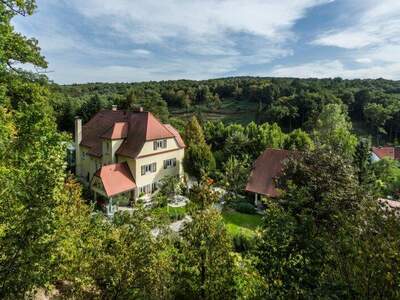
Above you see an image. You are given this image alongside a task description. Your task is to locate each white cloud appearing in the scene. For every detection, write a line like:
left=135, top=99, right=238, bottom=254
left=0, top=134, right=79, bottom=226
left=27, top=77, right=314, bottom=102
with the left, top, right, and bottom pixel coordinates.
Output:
left=13, top=0, right=333, bottom=83
left=308, top=0, right=400, bottom=79
left=67, top=0, right=331, bottom=55
left=355, top=58, right=372, bottom=64
left=270, top=60, right=400, bottom=79
left=314, top=30, right=381, bottom=49
left=313, top=0, right=400, bottom=50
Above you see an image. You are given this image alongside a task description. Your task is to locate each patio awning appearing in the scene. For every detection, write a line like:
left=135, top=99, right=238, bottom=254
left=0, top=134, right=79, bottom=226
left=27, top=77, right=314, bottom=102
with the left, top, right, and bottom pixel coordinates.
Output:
left=94, top=162, right=136, bottom=197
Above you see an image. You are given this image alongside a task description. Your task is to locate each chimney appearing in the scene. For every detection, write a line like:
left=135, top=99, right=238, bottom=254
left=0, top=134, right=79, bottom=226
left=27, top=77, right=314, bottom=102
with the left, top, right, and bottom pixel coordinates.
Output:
left=133, top=106, right=144, bottom=112
left=112, top=104, right=117, bottom=111
left=75, top=116, right=82, bottom=177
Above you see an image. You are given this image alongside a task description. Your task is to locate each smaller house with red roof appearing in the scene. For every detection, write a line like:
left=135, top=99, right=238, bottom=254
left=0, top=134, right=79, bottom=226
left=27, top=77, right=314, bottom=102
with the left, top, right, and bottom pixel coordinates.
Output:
left=371, top=146, right=400, bottom=162
left=245, top=148, right=294, bottom=206
left=75, top=106, right=185, bottom=216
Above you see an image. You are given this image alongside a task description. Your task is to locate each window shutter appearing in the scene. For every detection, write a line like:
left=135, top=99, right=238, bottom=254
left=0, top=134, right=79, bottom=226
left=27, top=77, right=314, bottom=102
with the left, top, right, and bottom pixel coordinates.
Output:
left=164, top=160, right=167, bottom=169
left=153, top=141, right=157, bottom=150
left=152, top=163, right=156, bottom=172
left=173, top=158, right=176, bottom=166
left=141, top=166, right=145, bottom=175
left=163, top=140, right=167, bottom=148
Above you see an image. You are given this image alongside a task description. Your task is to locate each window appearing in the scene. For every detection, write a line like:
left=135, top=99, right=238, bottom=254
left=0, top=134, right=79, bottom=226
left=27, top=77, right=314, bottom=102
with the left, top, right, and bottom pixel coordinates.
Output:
left=164, top=158, right=177, bottom=169
left=153, top=139, right=167, bottom=150
left=81, top=151, right=86, bottom=160
left=139, top=182, right=158, bottom=194
left=141, top=162, right=157, bottom=175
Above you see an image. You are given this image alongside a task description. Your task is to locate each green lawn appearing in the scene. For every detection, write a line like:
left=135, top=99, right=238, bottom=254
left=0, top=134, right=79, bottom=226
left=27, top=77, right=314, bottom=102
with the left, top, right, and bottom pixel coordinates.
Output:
left=222, top=210, right=263, bottom=237
left=152, top=205, right=187, bottom=221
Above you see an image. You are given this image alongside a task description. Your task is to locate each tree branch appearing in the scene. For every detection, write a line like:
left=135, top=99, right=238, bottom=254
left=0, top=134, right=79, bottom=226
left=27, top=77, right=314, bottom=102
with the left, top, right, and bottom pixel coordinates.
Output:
left=0, top=0, right=28, bottom=16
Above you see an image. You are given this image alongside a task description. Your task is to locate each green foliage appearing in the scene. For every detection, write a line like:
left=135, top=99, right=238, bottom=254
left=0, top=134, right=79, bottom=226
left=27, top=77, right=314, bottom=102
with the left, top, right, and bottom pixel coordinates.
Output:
left=0, top=1, right=72, bottom=297
left=230, top=201, right=257, bottom=215
left=364, top=102, right=392, bottom=141
left=158, top=175, right=183, bottom=198
left=204, top=120, right=289, bottom=165
left=173, top=208, right=236, bottom=299
left=255, top=148, right=400, bottom=298
left=313, top=103, right=358, bottom=157
left=188, top=178, right=218, bottom=211
left=371, top=158, right=400, bottom=198
left=232, top=233, right=255, bottom=253
left=183, top=116, right=216, bottom=178
left=88, top=209, right=174, bottom=299
left=283, top=128, right=314, bottom=151
left=353, top=137, right=372, bottom=184
left=184, top=115, right=205, bottom=145
left=184, top=142, right=216, bottom=178
left=221, top=155, right=251, bottom=198
left=53, top=76, right=400, bottom=146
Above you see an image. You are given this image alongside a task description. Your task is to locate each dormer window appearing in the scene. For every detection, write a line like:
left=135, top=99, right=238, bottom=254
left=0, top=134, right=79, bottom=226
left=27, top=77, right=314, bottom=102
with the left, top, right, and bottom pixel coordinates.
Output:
left=153, top=139, right=167, bottom=150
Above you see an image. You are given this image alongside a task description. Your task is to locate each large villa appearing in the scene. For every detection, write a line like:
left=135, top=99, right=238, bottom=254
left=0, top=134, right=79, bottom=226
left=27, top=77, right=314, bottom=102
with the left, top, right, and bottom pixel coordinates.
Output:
left=74, top=106, right=185, bottom=215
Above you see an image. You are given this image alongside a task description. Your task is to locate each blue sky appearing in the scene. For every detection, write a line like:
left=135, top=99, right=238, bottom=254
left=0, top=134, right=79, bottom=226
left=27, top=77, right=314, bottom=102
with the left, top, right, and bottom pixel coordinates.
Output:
left=13, top=0, right=400, bottom=84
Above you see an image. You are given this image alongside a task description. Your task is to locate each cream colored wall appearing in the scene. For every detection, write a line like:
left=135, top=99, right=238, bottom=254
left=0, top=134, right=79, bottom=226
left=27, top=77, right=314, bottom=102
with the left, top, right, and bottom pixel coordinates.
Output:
left=134, top=148, right=184, bottom=188
left=112, top=139, right=124, bottom=163
left=80, top=146, right=101, bottom=183
left=102, top=139, right=124, bottom=164
left=138, top=137, right=178, bottom=157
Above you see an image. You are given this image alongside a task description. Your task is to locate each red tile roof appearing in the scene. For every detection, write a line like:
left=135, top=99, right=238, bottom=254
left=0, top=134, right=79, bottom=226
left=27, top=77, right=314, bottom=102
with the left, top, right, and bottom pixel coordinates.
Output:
left=372, top=146, right=395, bottom=160
left=245, top=148, right=293, bottom=197
left=101, top=122, right=128, bottom=140
left=81, top=110, right=181, bottom=158
left=164, top=124, right=186, bottom=148
left=94, top=162, right=136, bottom=197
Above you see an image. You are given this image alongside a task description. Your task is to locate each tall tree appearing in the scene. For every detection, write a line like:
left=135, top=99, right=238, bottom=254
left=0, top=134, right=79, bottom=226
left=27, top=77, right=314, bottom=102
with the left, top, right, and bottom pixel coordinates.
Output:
left=174, top=208, right=235, bottom=299
left=183, top=116, right=215, bottom=179
left=313, top=103, right=357, bottom=157
left=0, top=1, right=80, bottom=297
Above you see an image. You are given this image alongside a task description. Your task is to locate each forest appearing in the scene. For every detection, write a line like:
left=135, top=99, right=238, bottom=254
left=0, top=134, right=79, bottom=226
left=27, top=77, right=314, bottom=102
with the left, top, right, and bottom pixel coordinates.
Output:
left=52, top=76, right=400, bottom=146
left=1, top=1, right=400, bottom=299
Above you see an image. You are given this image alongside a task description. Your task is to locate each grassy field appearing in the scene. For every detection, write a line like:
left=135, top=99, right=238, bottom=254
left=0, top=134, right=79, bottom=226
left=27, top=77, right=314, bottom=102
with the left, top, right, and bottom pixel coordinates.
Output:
left=171, top=98, right=257, bottom=125
left=222, top=210, right=263, bottom=237
left=152, top=204, right=263, bottom=237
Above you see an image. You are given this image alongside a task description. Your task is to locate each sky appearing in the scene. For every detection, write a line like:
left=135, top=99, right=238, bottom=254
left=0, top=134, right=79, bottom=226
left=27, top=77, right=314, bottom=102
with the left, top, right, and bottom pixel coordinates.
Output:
left=12, top=0, right=400, bottom=84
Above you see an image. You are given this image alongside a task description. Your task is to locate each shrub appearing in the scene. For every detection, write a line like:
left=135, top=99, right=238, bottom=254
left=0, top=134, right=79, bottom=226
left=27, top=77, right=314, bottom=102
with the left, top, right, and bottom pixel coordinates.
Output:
left=232, top=233, right=255, bottom=252
left=232, top=201, right=256, bottom=214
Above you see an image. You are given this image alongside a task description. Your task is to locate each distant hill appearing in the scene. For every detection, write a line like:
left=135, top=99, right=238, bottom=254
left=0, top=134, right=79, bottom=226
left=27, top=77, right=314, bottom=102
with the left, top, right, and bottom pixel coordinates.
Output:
left=51, top=77, right=400, bottom=144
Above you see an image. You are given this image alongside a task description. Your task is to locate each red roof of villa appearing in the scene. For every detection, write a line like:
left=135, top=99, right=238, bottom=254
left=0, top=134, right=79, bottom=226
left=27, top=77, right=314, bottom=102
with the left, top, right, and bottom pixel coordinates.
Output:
left=164, top=124, right=186, bottom=148
left=94, top=162, right=136, bottom=197
left=245, top=148, right=294, bottom=197
left=81, top=109, right=180, bottom=158
left=372, top=146, right=395, bottom=160
left=101, top=122, right=128, bottom=140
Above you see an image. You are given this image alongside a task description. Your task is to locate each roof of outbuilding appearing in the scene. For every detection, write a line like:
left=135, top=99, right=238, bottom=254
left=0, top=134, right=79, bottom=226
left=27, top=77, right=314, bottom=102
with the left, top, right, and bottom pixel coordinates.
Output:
left=245, top=148, right=294, bottom=197
left=94, top=162, right=136, bottom=197
left=372, top=146, right=395, bottom=160
left=81, top=110, right=179, bottom=158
